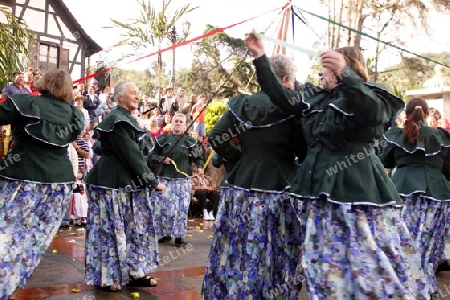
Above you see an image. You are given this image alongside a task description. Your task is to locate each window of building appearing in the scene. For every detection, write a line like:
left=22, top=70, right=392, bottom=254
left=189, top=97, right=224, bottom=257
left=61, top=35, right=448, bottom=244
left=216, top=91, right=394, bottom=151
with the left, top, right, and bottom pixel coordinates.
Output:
left=39, top=43, right=59, bottom=72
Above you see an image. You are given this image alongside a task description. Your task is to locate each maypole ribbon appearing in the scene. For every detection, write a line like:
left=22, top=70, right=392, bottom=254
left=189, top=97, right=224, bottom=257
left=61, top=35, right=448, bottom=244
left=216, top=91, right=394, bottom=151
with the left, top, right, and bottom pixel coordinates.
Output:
left=254, top=32, right=320, bottom=57
left=73, top=2, right=290, bottom=85
left=295, top=6, right=450, bottom=69
left=170, top=159, right=189, bottom=177
left=203, top=150, right=215, bottom=171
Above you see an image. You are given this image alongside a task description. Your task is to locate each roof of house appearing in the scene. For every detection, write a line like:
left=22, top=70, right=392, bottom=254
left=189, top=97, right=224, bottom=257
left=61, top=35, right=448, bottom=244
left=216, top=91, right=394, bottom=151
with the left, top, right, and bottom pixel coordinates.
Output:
left=51, top=0, right=102, bottom=57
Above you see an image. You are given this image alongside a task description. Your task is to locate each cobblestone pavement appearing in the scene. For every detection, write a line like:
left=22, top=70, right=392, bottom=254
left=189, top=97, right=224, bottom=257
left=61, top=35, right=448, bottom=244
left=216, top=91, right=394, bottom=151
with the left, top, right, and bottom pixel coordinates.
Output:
left=12, top=218, right=450, bottom=300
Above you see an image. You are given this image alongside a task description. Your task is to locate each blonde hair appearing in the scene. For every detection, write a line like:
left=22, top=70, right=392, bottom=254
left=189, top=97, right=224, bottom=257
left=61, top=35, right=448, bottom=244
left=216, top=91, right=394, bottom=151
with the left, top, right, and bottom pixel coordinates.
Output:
left=35, top=69, right=74, bottom=102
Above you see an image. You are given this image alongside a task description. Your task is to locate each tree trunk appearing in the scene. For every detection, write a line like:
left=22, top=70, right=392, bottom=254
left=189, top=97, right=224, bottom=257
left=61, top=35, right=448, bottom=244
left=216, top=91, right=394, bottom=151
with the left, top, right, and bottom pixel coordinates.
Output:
left=373, top=31, right=381, bottom=82
left=334, top=0, right=344, bottom=49
left=353, top=14, right=366, bottom=48
left=346, top=0, right=352, bottom=45
left=157, top=52, right=162, bottom=99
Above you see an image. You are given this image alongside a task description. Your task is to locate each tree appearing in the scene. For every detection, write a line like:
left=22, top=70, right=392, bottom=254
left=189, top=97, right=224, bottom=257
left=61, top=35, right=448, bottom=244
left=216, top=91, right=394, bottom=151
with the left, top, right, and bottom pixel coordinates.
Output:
left=0, top=7, right=34, bottom=88
left=110, top=68, right=168, bottom=96
left=320, top=0, right=448, bottom=50
left=188, top=25, right=259, bottom=100
left=377, top=52, right=450, bottom=95
left=106, top=0, right=197, bottom=98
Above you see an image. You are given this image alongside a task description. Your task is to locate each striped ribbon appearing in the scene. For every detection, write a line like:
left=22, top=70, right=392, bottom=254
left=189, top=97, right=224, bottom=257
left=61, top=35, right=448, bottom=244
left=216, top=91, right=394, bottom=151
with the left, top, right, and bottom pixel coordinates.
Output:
left=72, top=3, right=290, bottom=85
left=254, top=32, right=320, bottom=57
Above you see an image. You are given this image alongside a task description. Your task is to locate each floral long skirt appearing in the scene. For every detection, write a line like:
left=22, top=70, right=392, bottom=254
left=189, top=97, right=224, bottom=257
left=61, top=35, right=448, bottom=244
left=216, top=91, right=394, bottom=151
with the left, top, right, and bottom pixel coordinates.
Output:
left=300, top=198, right=431, bottom=299
left=84, top=186, right=159, bottom=288
left=202, top=187, right=303, bottom=300
left=154, top=177, right=192, bottom=238
left=401, top=194, right=450, bottom=294
left=0, top=179, right=72, bottom=299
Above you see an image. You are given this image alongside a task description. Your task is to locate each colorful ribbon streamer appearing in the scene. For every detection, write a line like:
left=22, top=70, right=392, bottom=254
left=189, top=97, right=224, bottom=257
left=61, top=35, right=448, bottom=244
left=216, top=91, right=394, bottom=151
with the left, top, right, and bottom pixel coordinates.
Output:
left=73, top=2, right=290, bottom=85
left=203, top=150, right=215, bottom=171
left=255, top=32, right=320, bottom=57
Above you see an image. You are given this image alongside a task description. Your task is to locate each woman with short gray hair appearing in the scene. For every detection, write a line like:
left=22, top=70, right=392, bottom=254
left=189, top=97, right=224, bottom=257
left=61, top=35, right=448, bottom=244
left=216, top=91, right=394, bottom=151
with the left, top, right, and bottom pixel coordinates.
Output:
left=84, top=81, right=164, bottom=291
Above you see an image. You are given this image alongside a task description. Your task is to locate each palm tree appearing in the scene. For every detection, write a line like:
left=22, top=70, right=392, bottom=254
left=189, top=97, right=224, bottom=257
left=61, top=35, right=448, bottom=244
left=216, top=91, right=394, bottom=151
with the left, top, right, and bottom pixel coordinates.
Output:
left=0, top=7, right=34, bottom=88
left=107, top=0, right=197, bottom=98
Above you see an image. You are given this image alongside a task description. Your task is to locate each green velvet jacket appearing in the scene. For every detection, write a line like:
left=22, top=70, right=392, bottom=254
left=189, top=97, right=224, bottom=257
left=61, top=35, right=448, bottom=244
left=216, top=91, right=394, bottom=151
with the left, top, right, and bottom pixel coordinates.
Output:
left=85, top=106, right=159, bottom=190
left=380, top=125, right=450, bottom=201
left=0, top=94, right=84, bottom=183
left=208, top=92, right=305, bottom=191
left=254, top=54, right=404, bottom=205
left=150, top=133, right=204, bottom=178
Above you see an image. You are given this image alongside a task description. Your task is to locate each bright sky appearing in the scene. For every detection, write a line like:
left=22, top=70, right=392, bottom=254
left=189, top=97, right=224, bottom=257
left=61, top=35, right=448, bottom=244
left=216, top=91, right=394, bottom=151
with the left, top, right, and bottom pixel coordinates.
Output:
left=64, top=0, right=450, bottom=80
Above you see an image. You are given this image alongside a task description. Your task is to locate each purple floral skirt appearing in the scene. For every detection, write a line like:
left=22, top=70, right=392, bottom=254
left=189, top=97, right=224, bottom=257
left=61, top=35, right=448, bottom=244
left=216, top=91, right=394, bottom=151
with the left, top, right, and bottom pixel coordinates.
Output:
left=153, top=177, right=192, bottom=238
left=0, top=179, right=72, bottom=299
left=401, top=194, right=450, bottom=294
left=299, top=198, right=431, bottom=299
left=202, top=187, right=303, bottom=299
left=84, top=186, right=159, bottom=287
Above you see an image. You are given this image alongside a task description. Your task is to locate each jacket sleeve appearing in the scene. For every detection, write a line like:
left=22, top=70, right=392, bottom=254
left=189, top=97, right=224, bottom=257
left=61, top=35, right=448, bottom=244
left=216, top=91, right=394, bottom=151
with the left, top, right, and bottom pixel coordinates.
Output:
left=442, top=149, right=450, bottom=181
left=190, top=142, right=205, bottom=169
left=338, top=68, right=395, bottom=126
left=292, top=117, right=307, bottom=164
left=108, top=122, right=159, bottom=188
left=0, top=98, right=20, bottom=125
left=253, top=54, right=305, bottom=116
left=149, top=136, right=166, bottom=164
left=208, top=111, right=241, bottom=162
left=379, top=139, right=396, bottom=169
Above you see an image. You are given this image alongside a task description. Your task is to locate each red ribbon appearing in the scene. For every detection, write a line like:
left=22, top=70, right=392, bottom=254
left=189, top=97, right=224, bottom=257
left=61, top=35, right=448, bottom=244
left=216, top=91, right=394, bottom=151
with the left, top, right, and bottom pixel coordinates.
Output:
left=72, top=2, right=289, bottom=85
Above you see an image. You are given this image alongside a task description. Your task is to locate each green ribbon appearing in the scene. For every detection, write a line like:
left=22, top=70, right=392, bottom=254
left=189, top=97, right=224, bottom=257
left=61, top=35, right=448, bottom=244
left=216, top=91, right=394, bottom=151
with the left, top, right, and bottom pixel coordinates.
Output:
left=295, top=6, right=450, bottom=69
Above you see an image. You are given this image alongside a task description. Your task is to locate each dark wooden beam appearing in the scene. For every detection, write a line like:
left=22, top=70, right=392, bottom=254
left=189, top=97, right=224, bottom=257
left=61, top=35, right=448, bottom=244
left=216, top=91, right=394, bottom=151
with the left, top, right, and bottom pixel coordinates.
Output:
left=18, top=0, right=29, bottom=19
left=69, top=45, right=82, bottom=73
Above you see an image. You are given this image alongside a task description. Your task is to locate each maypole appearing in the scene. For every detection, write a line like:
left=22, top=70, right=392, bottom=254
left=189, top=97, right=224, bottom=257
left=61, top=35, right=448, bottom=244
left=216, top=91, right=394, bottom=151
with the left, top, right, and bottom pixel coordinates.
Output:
left=272, top=2, right=292, bottom=55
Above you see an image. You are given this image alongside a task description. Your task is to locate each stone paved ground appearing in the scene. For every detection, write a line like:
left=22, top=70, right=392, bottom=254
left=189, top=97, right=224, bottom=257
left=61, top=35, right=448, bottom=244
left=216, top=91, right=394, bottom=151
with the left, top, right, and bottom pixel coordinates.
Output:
left=13, top=218, right=450, bottom=300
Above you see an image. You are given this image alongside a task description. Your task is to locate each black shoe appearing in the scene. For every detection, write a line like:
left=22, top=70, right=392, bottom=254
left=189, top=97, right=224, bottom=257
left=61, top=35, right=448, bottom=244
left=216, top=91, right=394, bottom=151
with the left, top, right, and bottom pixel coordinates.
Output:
left=158, top=236, right=172, bottom=243
left=174, top=238, right=187, bottom=247
left=436, top=261, right=450, bottom=273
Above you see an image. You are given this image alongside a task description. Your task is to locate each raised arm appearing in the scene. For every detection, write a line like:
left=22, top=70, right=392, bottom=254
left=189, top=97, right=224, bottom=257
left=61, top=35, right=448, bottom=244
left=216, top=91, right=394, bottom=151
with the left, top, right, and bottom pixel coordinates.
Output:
left=246, top=32, right=305, bottom=116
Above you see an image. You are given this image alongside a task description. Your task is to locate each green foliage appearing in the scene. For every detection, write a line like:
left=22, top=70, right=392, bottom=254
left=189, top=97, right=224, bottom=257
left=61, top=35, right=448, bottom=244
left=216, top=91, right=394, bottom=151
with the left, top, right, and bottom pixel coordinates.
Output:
left=205, top=101, right=228, bottom=133
left=105, top=0, right=197, bottom=95
left=377, top=52, right=450, bottom=95
left=391, top=84, right=406, bottom=101
left=107, top=0, right=197, bottom=50
left=0, top=7, right=34, bottom=87
left=110, top=68, right=171, bottom=97
left=188, top=25, right=259, bottom=99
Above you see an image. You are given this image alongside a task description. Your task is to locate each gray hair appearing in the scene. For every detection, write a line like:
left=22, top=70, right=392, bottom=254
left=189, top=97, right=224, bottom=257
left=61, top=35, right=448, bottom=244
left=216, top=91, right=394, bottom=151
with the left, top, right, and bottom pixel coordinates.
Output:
left=113, top=82, right=134, bottom=100
left=269, top=54, right=297, bottom=83
left=172, top=113, right=187, bottom=123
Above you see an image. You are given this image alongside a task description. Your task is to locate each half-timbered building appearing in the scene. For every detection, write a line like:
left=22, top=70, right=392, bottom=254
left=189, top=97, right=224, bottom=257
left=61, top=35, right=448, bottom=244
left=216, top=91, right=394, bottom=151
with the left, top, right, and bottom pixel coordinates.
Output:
left=0, top=0, right=101, bottom=80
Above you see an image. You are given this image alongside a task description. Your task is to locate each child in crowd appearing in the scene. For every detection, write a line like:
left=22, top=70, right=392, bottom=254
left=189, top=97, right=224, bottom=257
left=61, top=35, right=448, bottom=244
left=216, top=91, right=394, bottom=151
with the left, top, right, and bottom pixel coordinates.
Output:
left=71, top=171, right=88, bottom=226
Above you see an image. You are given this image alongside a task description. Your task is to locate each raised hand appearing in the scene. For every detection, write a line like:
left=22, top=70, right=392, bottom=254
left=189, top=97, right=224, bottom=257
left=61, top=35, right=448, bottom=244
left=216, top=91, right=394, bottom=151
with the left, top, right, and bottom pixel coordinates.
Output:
left=320, top=50, right=347, bottom=76
left=245, top=30, right=265, bottom=58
